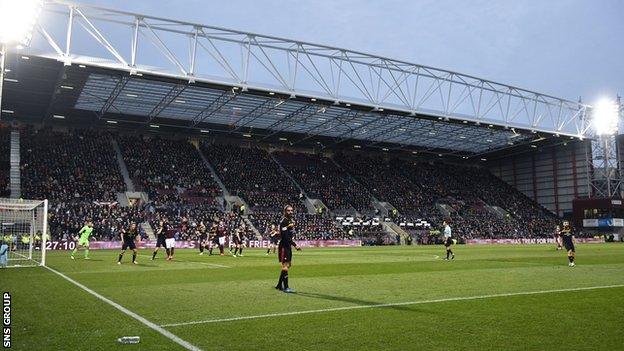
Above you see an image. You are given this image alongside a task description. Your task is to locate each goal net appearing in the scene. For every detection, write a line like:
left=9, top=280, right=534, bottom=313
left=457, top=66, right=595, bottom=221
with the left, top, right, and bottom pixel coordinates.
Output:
left=0, top=198, right=48, bottom=268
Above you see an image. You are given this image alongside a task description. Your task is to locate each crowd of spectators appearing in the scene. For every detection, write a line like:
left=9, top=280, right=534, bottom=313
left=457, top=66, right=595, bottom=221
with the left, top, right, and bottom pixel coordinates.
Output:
left=15, top=126, right=562, bottom=244
left=274, top=151, right=375, bottom=214
left=250, top=212, right=345, bottom=241
left=474, top=173, right=558, bottom=237
left=48, top=201, right=147, bottom=241
left=21, top=127, right=125, bottom=202
left=337, top=154, right=441, bottom=220
left=0, top=126, right=9, bottom=197
left=202, top=144, right=353, bottom=240
left=118, top=136, right=221, bottom=206
left=46, top=200, right=253, bottom=242
left=336, top=153, right=558, bottom=240
left=201, top=143, right=304, bottom=211
left=147, top=204, right=254, bottom=242
left=18, top=127, right=130, bottom=241
left=422, top=165, right=559, bottom=238
left=18, top=128, right=232, bottom=242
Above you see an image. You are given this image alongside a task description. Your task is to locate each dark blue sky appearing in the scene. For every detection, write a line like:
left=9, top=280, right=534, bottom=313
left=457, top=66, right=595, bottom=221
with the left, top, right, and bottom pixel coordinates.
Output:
left=76, top=0, right=623, bottom=104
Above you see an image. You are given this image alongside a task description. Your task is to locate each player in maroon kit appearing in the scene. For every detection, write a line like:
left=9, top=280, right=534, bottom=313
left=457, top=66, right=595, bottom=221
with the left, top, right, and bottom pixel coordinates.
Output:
left=215, top=220, right=227, bottom=256
left=165, top=222, right=176, bottom=261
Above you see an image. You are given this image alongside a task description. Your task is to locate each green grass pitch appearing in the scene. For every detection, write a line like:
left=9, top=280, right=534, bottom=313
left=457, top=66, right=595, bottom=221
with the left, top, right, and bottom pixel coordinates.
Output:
left=2, top=243, right=623, bottom=350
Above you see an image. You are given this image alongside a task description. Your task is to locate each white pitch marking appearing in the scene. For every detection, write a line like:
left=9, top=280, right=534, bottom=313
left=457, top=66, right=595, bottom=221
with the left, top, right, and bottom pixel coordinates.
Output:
left=161, top=283, right=624, bottom=328
left=44, top=265, right=203, bottom=351
left=5, top=250, right=38, bottom=267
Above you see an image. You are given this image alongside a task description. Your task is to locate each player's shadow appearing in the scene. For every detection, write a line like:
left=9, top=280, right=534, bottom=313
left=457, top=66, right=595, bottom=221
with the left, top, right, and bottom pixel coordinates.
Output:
left=296, top=292, right=426, bottom=314
left=131, top=262, right=158, bottom=268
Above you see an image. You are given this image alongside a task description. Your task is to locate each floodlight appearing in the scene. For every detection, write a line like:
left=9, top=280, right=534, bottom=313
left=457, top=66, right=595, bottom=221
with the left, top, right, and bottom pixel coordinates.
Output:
left=593, top=99, right=619, bottom=136
left=0, top=0, right=44, bottom=47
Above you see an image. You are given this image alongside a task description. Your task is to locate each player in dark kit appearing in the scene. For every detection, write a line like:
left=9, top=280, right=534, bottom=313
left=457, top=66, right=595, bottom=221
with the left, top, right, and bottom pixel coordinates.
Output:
left=266, top=224, right=279, bottom=255
left=151, top=220, right=168, bottom=260
left=560, top=221, right=576, bottom=267
left=197, top=222, right=208, bottom=255
left=275, top=205, right=301, bottom=293
left=118, top=222, right=139, bottom=265
left=208, top=223, right=219, bottom=255
left=232, top=227, right=244, bottom=257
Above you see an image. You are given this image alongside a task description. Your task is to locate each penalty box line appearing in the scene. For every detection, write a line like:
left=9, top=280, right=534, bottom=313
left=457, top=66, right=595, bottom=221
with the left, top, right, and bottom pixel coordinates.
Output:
left=44, top=265, right=203, bottom=351
left=161, top=283, right=624, bottom=328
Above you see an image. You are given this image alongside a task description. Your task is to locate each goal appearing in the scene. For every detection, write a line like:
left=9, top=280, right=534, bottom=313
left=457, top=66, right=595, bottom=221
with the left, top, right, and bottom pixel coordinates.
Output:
left=0, top=198, right=48, bottom=267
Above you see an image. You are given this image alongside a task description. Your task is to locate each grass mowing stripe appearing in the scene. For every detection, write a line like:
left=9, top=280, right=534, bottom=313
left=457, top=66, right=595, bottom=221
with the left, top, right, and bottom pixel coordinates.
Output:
left=136, top=254, right=231, bottom=268
left=161, top=283, right=624, bottom=327
left=44, top=265, right=203, bottom=351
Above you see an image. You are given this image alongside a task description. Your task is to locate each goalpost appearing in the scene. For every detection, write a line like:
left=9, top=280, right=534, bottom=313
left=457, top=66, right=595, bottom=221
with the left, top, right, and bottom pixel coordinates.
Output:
left=0, top=198, right=48, bottom=267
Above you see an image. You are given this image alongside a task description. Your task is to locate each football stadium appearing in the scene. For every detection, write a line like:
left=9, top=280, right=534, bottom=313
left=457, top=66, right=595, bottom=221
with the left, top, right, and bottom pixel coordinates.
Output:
left=1, top=1, right=623, bottom=350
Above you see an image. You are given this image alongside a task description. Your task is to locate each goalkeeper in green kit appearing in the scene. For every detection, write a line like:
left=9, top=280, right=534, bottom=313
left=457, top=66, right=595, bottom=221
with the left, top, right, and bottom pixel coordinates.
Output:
left=71, top=221, right=93, bottom=260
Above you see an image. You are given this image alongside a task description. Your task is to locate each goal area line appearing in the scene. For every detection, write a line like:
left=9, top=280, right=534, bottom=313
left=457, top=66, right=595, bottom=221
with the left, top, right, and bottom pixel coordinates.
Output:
left=4, top=250, right=41, bottom=267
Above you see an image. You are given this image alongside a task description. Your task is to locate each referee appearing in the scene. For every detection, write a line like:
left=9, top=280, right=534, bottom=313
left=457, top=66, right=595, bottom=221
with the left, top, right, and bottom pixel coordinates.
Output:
left=275, top=205, right=301, bottom=293
left=443, top=221, right=454, bottom=260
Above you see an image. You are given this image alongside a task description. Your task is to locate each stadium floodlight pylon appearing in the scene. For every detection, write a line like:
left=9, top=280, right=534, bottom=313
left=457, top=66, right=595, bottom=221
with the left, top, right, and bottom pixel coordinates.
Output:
left=0, top=0, right=44, bottom=119
left=0, top=0, right=44, bottom=47
left=587, top=96, right=623, bottom=198
left=0, top=198, right=49, bottom=267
